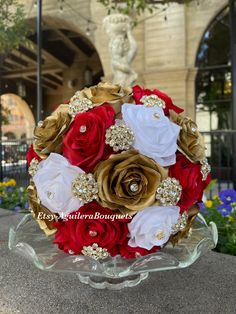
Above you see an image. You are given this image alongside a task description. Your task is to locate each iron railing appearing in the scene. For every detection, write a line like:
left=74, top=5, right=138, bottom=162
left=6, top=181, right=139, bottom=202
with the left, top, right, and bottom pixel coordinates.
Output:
left=1, top=138, right=33, bottom=187
left=202, top=130, right=236, bottom=196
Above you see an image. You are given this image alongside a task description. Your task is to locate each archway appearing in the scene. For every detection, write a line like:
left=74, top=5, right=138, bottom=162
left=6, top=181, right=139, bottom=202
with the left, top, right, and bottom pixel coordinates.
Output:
left=0, top=17, right=104, bottom=119
left=195, top=5, right=232, bottom=186
left=1, top=94, right=35, bottom=139
left=195, top=6, right=231, bottom=132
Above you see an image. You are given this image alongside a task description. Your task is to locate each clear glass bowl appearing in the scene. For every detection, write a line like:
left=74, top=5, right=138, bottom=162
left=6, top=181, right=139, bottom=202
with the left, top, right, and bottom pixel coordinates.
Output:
left=8, top=213, right=218, bottom=290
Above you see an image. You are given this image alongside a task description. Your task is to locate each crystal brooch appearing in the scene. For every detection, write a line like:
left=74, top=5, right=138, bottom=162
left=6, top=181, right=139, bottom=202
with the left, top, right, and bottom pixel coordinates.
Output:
left=200, top=159, right=211, bottom=181
left=81, top=243, right=110, bottom=260
left=72, top=173, right=98, bottom=203
left=69, top=92, right=94, bottom=117
left=156, top=177, right=182, bottom=206
left=28, top=158, right=39, bottom=176
left=172, top=212, right=188, bottom=234
left=105, top=124, right=134, bottom=152
left=141, top=94, right=166, bottom=109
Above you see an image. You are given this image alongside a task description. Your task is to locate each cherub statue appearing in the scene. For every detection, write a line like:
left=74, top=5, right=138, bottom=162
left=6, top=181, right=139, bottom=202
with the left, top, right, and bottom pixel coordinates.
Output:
left=103, top=14, right=137, bottom=86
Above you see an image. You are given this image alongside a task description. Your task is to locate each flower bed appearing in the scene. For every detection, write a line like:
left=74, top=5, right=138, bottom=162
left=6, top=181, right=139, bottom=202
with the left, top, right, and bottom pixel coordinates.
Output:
left=0, top=178, right=28, bottom=212
left=200, top=189, right=236, bottom=256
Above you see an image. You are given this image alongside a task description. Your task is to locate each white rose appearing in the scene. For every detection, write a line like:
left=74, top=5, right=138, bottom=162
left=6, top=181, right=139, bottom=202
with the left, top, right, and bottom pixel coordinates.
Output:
left=128, top=205, right=180, bottom=249
left=33, top=153, right=84, bottom=217
left=122, top=104, right=180, bottom=166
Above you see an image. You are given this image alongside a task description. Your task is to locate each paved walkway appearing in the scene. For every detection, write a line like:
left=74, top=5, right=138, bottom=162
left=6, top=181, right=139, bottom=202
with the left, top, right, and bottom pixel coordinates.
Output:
left=0, top=208, right=236, bottom=314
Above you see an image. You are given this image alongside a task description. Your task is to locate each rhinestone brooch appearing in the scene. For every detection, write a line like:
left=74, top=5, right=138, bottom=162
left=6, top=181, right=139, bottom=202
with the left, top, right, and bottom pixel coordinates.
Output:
left=105, top=124, right=134, bottom=152
left=28, top=158, right=39, bottom=176
left=81, top=243, right=110, bottom=260
left=140, top=94, right=166, bottom=109
left=172, top=212, right=188, bottom=234
left=72, top=173, right=98, bottom=203
left=156, top=177, right=182, bottom=206
left=69, top=92, right=94, bottom=117
left=200, top=159, right=211, bottom=181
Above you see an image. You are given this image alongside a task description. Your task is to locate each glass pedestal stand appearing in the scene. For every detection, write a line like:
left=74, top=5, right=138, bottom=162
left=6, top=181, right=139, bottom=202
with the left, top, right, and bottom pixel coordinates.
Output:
left=9, top=214, right=218, bottom=290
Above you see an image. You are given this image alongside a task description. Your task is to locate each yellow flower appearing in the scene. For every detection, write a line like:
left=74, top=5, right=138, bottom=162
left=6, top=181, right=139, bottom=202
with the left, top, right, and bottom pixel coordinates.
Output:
left=9, top=179, right=16, bottom=186
left=205, top=200, right=213, bottom=208
left=213, top=195, right=219, bottom=200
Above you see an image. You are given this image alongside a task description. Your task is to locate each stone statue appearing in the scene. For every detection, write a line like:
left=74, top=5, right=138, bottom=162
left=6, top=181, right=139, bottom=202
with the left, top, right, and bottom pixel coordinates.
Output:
left=103, top=14, right=137, bottom=86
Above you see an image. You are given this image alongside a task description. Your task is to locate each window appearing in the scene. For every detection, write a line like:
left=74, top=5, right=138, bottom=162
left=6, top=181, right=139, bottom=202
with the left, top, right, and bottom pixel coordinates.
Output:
left=195, top=6, right=233, bottom=186
left=196, top=6, right=231, bottom=132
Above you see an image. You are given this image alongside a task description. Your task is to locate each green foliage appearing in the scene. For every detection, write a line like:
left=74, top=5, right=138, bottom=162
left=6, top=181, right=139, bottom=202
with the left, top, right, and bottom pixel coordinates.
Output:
left=0, top=0, right=30, bottom=55
left=0, top=178, right=29, bottom=212
left=97, top=0, right=194, bottom=19
left=97, top=0, right=159, bottom=18
left=201, top=196, right=236, bottom=256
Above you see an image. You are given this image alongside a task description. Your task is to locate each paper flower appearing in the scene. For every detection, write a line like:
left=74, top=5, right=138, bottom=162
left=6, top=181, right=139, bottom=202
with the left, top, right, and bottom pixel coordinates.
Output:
left=63, top=104, right=115, bottom=173
left=94, top=150, right=168, bottom=214
left=132, top=85, right=184, bottom=115
left=128, top=205, right=180, bottom=249
left=33, top=153, right=84, bottom=217
left=34, top=104, right=71, bottom=159
left=122, top=104, right=180, bottom=166
left=54, top=202, right=130, bottom=256
left=169, top=110, right=206, bottom=162
left=169, top=153, right=211, bottom=213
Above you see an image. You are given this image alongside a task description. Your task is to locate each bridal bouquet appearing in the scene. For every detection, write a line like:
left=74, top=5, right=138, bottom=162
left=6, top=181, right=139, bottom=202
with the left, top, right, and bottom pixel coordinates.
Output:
left=27, top=82, right=211, bottom=260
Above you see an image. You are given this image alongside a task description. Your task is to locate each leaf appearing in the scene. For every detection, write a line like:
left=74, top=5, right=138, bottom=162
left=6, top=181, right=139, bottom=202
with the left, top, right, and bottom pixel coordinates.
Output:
left=205, top=179, right=217, bottom=192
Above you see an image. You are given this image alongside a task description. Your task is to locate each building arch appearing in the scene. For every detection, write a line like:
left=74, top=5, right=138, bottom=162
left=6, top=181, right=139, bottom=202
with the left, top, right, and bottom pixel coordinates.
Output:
left=194, top=4, right=232, bottom=184
left=1, top=93, right=35, bottom=139
left=187, top=0, right=228, bottom=68
left=1, top=15, right=104, bottom=118
left=195, top=5, right=231, bottom=131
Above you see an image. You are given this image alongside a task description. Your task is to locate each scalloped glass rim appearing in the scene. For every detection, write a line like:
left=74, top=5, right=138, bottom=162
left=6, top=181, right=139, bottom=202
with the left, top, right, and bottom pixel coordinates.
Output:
left=8, top=214, right=217, bottom=279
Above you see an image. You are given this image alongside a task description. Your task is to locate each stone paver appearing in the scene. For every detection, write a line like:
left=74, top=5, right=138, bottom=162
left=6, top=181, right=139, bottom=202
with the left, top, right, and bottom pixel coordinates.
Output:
left=0, top=208, right=236, bottom=314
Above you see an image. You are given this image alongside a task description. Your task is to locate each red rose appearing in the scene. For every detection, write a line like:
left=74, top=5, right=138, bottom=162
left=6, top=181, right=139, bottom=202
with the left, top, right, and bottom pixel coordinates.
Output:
left=63, top=104, right=115, bottom=173
left=169, top=153, right=211, bottom=213
left=26, top=144, right=41, bottom=165
left=119, top=239, right=159, bottom=259
left=54, top=202, right=130, bottom=256
left=132, top=85, right=184, bottom=115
